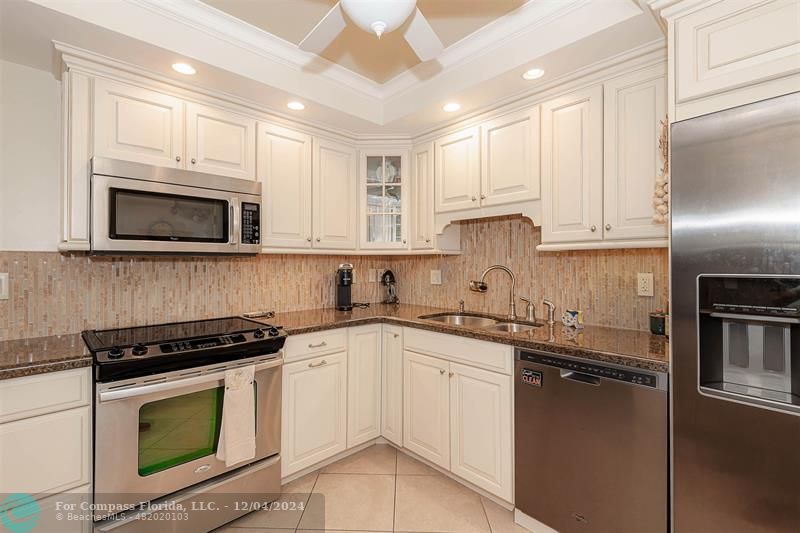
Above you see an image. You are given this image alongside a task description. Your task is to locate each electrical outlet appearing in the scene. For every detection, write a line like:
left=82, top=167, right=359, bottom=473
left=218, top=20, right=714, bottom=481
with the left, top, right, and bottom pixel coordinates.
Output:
left=430, top=269, right=442, bottom=285
left=637, top=272, right=654, bottom=297
left=0, top=273, right=8, bottom=301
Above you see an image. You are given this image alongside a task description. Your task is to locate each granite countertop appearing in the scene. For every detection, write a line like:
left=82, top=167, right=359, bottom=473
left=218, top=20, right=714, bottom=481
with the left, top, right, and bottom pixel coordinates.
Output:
left=0, top=303, right=668, bottom=381
left=0, top=333, right=91, bottom=380
left=265, top=303, right=669, bottom=373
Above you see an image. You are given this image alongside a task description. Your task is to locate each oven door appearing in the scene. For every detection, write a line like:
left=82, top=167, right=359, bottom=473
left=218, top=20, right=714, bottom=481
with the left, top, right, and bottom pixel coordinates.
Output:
left=94, top=356, right=281, bottom=514
left=92, top=174, right=244, bottom=254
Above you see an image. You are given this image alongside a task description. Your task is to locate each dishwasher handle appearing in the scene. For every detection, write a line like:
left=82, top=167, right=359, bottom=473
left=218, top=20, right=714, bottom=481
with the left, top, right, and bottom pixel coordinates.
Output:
left=560, top=369, right=601, bottom=386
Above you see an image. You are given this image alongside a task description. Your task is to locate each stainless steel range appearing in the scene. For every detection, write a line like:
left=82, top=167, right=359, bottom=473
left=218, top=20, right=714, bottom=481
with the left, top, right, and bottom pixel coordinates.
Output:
left=83, top=317, right=287, bottom=532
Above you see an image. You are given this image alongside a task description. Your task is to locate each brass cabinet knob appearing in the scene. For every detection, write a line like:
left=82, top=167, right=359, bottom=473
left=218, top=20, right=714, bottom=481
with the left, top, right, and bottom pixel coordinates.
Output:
left=191, top=158, right=197, bottom=164
left=175, top=155, right=181, bottom=162
left=590, top=225, right=597, bottom=232
left=605, top=224, right=612, bottom=231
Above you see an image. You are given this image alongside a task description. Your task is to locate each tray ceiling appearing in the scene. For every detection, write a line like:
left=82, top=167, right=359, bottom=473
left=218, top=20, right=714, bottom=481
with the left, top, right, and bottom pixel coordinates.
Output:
left=200, top=0, right=528, bottom=83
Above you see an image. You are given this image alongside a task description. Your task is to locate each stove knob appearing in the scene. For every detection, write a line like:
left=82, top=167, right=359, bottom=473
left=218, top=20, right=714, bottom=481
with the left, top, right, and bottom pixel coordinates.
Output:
left=268, top=327, right=280, bottom=337
left=132, top=343, right=149, bottom=356
left=253, top=329, right=266, bottom=339
left=108, top=346, right=124, bottom=359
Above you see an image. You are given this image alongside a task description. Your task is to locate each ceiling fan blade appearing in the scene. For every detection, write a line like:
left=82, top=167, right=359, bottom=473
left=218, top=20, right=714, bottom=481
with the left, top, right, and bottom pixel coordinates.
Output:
left=299, top=2, right=346, bottom=54
left=403, top=8, right=444, bottom=62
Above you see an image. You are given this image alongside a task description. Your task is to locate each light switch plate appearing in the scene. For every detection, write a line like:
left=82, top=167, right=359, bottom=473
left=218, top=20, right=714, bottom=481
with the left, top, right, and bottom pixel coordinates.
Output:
left=368, top=269, right=377, bottom=283
left=0, top=273, right=8, bottom=301
left=637, top=272, right=654, bottom=297
left=430, top=269, right=442, bottom=285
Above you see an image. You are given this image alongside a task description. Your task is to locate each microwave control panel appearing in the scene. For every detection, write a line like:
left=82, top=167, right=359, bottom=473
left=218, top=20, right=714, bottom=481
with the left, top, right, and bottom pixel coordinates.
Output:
left=241, top=202, right=261, bottom=245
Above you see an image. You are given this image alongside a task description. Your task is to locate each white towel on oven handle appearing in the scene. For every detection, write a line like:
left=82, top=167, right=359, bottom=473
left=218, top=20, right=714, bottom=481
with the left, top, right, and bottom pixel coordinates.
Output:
left=216, top=364, right=256, bottom=467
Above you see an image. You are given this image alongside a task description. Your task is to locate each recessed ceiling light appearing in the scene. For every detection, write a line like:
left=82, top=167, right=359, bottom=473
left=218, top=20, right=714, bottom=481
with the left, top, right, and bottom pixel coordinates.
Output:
left=287, top=101, right=305, bottom=111
left=522, top=68, right=545, bottom=80
left=171, top=62, right=196, bottom=75
left=443, top=102, right=461, bottom=113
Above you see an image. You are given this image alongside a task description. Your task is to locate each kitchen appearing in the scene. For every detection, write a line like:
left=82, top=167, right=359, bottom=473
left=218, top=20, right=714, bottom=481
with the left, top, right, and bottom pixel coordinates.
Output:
left=0, top=0, right=797, bottom=532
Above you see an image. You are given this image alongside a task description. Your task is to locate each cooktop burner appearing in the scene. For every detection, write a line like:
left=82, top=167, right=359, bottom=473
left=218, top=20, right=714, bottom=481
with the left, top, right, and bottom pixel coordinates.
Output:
left=83, top=316, right=287, bottom=382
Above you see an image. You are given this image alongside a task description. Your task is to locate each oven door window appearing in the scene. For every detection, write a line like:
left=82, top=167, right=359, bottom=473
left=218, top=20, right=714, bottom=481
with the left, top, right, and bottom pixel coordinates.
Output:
left=111, top=188, right=229, bottom=242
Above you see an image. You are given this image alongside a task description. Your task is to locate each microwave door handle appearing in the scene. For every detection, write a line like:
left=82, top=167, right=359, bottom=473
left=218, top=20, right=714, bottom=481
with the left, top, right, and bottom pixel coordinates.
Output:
left=230, top=198, right=239, bottom=245
left=98, top=357, right=282, bottom=403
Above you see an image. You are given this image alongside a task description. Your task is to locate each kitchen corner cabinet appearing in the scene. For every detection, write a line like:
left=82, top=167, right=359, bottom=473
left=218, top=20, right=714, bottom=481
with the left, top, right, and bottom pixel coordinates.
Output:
left=313, top=138, right=358, bottom=249
left=93, top=78, right=184, bottom=168
left=347, top=325, right=382, bottom=447
left=185, top=102, right=256, bottom=179
left=381, top=325, right=404, bottom=446
left=359, top=149, right=409, bottom=249
left=258, top=123, right=313, bottom=248
left=541, top=85, right=604, bottom=244
left=403, top=350, right=451, bottom=469
left=434, top=127, right=481, bottom=213
left=282, top=351, right=348, bottom=477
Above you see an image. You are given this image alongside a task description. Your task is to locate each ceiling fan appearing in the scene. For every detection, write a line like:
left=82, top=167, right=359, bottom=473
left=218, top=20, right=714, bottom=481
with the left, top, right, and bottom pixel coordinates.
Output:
left=299, top=0, right=444, bottom=62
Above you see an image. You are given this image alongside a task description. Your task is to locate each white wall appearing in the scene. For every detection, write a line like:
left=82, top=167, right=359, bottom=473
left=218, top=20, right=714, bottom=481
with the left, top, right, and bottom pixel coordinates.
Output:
left=0, top=59, right=61, bottom=251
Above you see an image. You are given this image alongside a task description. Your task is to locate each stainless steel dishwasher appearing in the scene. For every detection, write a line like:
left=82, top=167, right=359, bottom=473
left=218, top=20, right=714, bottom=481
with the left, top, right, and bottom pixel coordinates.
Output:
left=515, top=349, right=668, bottom=533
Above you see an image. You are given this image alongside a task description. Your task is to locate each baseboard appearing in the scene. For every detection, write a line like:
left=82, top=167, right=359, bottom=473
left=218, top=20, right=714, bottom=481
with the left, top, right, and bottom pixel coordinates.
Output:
left=514, top=508, right=559, bottom=533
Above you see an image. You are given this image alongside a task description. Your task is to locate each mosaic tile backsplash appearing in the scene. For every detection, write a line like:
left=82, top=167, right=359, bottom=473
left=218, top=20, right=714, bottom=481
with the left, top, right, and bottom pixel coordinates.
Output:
left=0, top=217, right=667, bottom=340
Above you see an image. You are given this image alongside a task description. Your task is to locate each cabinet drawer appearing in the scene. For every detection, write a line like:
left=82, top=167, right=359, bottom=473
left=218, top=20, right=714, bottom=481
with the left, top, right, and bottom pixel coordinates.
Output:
left=0, top=368, right=91, bottom=424
left=284, top=329, right=348, bottom=362
left=0, top=407, right=91, bottom=495
left=403, top=328, right=513, bottom=375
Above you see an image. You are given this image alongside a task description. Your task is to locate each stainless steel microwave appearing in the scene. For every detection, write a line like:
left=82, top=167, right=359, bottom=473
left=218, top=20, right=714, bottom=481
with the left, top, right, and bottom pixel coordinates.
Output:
left=90, top=158, right=261, bottom=255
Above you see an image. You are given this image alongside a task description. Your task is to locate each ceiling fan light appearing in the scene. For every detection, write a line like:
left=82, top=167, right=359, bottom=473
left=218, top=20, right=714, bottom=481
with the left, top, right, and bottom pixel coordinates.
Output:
left=341, top=0, right=416, bottom=37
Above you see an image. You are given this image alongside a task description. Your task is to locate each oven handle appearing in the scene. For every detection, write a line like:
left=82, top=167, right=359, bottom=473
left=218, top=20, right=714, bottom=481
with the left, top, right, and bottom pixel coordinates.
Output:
left=98, top=358, right=282, bottom=403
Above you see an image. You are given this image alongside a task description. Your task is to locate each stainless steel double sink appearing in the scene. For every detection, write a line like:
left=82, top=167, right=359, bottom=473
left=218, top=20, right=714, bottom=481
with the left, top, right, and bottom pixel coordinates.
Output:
left=417, top=312, right=541, bottom=333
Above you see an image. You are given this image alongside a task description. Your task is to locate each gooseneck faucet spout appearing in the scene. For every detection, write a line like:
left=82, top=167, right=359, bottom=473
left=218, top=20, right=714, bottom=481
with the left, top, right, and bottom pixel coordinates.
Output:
left=469, top=264, right=517, bottom=320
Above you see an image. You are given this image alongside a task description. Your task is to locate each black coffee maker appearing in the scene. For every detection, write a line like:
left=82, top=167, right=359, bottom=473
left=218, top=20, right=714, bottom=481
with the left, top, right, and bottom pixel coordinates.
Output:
left=336, top=263, right=354, bottom=311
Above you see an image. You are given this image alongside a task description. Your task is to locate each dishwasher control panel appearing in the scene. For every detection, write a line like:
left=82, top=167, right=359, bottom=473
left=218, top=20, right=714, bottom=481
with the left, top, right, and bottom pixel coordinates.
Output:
left=518, top=351, right=660, bottom=388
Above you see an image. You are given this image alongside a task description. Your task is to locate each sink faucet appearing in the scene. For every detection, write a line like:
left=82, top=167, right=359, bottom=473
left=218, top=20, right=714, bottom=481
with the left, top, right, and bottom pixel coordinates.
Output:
left=469, top=264, right=517, bottom=320
left=542, top=299, right=556, bottom=325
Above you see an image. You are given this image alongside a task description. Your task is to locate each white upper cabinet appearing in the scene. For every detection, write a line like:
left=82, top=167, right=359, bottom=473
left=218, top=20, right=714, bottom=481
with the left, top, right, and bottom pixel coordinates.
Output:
left=257, top=123, right=313, bottom=249
left=603, top=66, right=668, bottom=241
left=541, top=85, right=604, bottom=244
left=93, top=78, right=184, bottom=168
left=435, top=127, right=481, bottom=213
left=359, top=149, right=408, bottom=249
left=480, top=107, right=541, bottom=207
left=185, top=103, right=256, bottom=179
left=313, top=138, right=358, bottom=249
left=410, top=142, right=434, bottom=249
left=347, top=325, right=382, bottom=448
left=665, top=0, right=800, bottom=121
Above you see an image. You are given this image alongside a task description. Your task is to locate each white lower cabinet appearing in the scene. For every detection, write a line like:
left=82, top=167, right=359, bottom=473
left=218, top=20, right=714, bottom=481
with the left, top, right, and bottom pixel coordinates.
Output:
left=403, top=350, right=451, bottom=469
left=282, top=352, right=348, bottom=477
left=381, top=325, right=404, bottom=446
left=449, top=362, right=513, bottom=502
left=347, top=325, right=382, bottom=447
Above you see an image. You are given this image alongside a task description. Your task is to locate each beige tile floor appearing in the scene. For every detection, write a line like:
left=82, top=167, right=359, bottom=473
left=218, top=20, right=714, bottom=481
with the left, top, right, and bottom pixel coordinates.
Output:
left=216, top=444, right=528, bottom=533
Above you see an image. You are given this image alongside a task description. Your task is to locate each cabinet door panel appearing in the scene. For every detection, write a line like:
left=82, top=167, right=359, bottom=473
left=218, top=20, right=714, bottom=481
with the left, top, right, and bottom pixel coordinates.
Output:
left=186, top=103, right=256, bottom=179
left=381, top=325, right=404, bottom=446
left=348, top=325, right=382, bottom=447
left=282, top=352, right=347, bottom=477
left=435, top=127, right=480, bottom=213
left=604, top=67, right=668, bottom=241
left=94, top=79, right=183, bottom=168
left=449, top=363, right=512, bottom=502
left=313, top=139, right=357, bottom=249
left=481, top=107, right=541, bottom=206
left=403, top=350, right=450, bottom=469
left=258, top=123, right=312, bottom=248
left=410, top=143, right=434, bottom=249
left=541, top=86, right=604, bottom=244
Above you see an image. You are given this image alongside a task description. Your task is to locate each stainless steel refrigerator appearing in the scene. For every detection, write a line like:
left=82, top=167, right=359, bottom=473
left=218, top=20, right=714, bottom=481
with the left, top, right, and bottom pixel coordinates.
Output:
left=671, top=91, right=800, bottom=532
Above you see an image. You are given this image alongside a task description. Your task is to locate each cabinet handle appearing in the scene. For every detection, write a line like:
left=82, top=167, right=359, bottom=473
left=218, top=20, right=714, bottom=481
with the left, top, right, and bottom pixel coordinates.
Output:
left=480, top=194, right=486, bottom=200
left=308, top=359, right=327, bottom=368
left=393, top=333, right=399, bottom=338
left=605, top=224, right=612, bottom=231
left=471, top=196, right=477, bottom=202
left=440, top=369, right=446, bottom=375
left=191, top=158, right=197, bottom=164
left=307, top=237, right=312, bottom=242
left=449, top=371, right=454, bottom=378
left=316, top=237, right=321, bottom=242
left=402, top=240, right=407, bottom=244
left=175, top=155, right=181, bottom=162
left=425, top=238, right=431, bottom=243
left=308, top=341, right=327, bottom=348
left=590, top=225, right=597, bottom=232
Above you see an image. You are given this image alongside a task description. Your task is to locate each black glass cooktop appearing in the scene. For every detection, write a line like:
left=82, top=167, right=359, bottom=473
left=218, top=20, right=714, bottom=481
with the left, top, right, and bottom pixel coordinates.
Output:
left=86, top=317, right=264, bottom=349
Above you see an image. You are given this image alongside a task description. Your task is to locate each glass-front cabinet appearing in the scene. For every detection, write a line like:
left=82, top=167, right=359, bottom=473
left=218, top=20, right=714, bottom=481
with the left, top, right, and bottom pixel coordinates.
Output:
left=359, top=149, right=409, bottom=249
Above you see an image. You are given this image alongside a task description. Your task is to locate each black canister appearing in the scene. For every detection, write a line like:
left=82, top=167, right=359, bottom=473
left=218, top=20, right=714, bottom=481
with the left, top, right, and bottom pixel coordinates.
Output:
left=649, top=312, right=667, bottom=336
